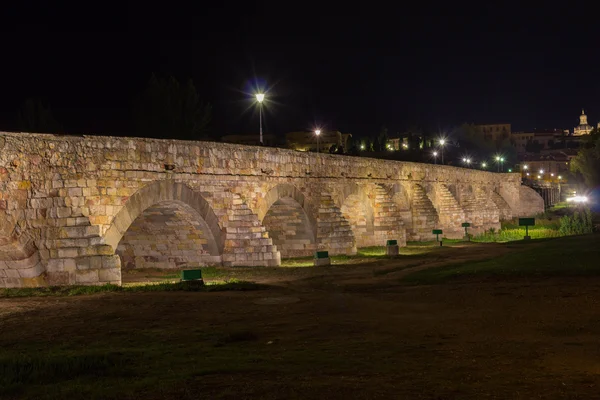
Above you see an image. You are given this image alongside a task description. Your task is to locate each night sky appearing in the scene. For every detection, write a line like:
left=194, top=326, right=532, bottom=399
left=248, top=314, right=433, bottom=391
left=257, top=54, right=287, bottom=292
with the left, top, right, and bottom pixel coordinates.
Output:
left=1, top=4, right=598, bottom=140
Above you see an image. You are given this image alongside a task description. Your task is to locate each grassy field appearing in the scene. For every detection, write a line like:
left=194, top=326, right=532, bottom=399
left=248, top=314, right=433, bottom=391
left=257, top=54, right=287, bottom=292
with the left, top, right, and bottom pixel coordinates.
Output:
left=403, top=234, right=600, bottom=284
left=2, top=235, right=600, bottom=399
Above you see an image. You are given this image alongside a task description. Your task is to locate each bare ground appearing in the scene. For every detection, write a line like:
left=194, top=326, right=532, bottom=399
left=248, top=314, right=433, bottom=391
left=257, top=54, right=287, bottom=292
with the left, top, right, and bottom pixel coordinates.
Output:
left=2, top=242, right=600, bottom=399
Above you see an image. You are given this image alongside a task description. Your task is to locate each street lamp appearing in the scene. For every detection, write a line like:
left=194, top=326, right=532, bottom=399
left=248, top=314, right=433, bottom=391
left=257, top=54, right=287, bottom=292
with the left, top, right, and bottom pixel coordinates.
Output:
left=255, top=93, right=265, bottom=145
left=315, top=129, right=321, bottom=153
left=481, top=162, right=487, bottom=169
left=432, top=150, right=438, bottom=164
left=360, top=144, right=365, bottom=150
left=495, top=155, right=505, bottom=172
left=438, top=138, right=446, bottom=164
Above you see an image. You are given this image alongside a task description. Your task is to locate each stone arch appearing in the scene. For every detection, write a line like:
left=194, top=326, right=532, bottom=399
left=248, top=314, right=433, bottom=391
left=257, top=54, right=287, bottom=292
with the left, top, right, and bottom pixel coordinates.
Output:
left=390, top=183, right=411, bottom=210
left=259, top=184, right=316, bottom=257
left=339, top=183, right=375, bottom=248
left=103, top=180, right=224, bottom=268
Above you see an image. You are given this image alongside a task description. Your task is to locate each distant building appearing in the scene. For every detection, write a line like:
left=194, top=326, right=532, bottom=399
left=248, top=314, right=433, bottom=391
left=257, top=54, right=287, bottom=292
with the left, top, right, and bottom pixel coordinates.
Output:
left=221, top=134, right=277, bottom=146
left=519, top=152, right=573, bottom=177
left=574, top=109, right=593, bottom=136
left=512, top=128, right=570, bottom=153
left=286, top=130, right=351, bottom=152
left=473, top=123, right=512, bottom=143
left=387, top=137, right=409, bottom=151
left=512, top=131, right=534, bottom=153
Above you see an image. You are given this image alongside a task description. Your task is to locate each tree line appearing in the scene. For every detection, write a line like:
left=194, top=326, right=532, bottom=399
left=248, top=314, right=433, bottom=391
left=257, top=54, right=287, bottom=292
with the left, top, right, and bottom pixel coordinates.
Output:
left=15, top=74, right=212, bottom=140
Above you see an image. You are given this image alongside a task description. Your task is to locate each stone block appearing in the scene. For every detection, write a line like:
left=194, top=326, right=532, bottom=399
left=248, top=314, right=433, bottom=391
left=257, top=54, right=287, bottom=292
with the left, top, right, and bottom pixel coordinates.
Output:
left=18, top=262, right=45, bottom=278
left=314, top=257, right=331, bottom=266
left=75, top=269, right=99, bottom=284
left=98, top=268, right=121, bottom=282
left=102, top=255, right=121, bottom=269
left=386, top=245, right=399, bottom=256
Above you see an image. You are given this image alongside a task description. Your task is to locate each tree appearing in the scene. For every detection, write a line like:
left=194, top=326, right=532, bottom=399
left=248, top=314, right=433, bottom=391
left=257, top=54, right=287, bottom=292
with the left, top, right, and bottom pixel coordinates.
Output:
left=378, top=125, right=389, bottom=151
left=17, top=98, right=63, bottom=133
left=570, top=132, right=600, bottom=187
left=134, top=74, right=212, bottom=140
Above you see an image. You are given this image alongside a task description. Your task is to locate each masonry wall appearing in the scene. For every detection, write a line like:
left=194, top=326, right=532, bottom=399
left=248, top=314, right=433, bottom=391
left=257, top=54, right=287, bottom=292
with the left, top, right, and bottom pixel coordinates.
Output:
left=0, top=132, right=544, bottom=288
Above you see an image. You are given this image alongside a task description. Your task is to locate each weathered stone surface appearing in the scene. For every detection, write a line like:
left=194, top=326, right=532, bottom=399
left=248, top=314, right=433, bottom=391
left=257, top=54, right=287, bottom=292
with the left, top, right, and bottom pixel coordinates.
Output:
left=0, top=131, right=543, bottom=288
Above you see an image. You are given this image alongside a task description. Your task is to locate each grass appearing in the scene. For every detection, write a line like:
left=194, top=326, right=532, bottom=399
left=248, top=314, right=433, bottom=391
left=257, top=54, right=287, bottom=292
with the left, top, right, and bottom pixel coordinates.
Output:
left=402, top=233, right=600, bottom=284
left=472, top=215, right=563, bottom=243
left=0, top=279, right=264, bottom=298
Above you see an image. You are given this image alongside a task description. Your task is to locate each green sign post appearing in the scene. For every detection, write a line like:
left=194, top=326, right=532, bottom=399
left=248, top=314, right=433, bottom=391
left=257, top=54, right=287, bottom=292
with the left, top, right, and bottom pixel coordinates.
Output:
left=518, top=218, right=535, bottom=240
left=461, top=222, right=471, bottom=240
left=432, top=229, right=443, bottom=246
left=181, top=269, right=204, bottom=286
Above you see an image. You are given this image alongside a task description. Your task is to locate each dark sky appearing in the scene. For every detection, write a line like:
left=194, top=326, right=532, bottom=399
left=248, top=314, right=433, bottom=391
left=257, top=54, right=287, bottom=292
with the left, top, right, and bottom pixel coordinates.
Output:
left=0, top=4, right=598, bottom=140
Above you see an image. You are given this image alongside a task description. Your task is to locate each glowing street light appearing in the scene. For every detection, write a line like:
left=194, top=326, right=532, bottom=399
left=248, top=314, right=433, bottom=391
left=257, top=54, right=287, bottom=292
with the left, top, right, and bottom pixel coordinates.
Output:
left=360, top=144, right=365, bottom=150
left=432, top=150, right=438, bottom=164
left=523, top=165, right=529, bottom=170
left=508, top=168, right=512, bottom=172
left=495, top=155, right=505, bottom=172
left=438, top=138, right=446, bottom=164
left=539, top=169, right=544, bottom=174
left=255, top=93, right=265, bottom=145
left=315, top=129, right=321, bottom=153
left=481, top=162, right=487, bottom=169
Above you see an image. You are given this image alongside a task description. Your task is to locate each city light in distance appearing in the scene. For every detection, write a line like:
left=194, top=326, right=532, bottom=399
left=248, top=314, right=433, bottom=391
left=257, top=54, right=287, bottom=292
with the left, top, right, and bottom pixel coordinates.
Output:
left=537, top=175, right=541, bottom=178
left=539, top=169, right=544, bottom=174
left=482, top=162, right=487, bottom=168
left=360, top=144, right=365, bottom=150
left=433, top=151, right=438, bottom=157
left=255, top=93, right=265, bottom=103
left=567, top=196, right=588, bottom=203
left=523, top=165, right=528, bottom=170
left=315, top=129, right=321, bottom=136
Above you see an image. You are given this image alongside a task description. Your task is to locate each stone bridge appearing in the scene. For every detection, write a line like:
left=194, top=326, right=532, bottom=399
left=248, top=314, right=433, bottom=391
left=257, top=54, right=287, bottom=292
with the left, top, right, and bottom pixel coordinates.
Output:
left=0, top=132, right=544, bottom=287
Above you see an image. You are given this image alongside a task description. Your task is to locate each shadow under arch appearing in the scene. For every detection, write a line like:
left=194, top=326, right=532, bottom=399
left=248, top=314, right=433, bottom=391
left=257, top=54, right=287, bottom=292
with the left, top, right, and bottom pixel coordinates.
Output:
left=103, top=180, right=224, bottom=257
left=258, top=183, right=316, bottom=257
left=338, top=182, right=375, bottom=248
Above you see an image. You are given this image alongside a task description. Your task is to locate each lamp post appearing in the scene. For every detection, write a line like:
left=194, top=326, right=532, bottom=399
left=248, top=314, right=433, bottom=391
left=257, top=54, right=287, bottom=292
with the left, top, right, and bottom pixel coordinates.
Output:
left=495, top=156, right=501, bottom=172
left=255, top=93, right=265, bottom=145
left=439, top=138, right=446, bottom=164
left=315, top=129, right=321, bottom=153
left=500, top=157, right=504, bottom=172
left=433, top=150, right=438, bottom=164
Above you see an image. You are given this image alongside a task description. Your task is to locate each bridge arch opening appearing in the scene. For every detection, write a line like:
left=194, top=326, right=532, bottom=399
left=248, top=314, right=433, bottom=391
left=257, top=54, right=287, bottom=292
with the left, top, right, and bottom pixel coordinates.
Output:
left=340, top=187, right=374, bottom=248
left=104, top=181, right=223, bottom=272
left=260, top=184, right=316, bottom=258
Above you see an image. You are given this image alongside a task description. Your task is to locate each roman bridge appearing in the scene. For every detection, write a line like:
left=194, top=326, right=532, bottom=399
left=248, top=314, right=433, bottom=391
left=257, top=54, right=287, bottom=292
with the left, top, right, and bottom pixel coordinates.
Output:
left=0, top=132, right=544, bottom=288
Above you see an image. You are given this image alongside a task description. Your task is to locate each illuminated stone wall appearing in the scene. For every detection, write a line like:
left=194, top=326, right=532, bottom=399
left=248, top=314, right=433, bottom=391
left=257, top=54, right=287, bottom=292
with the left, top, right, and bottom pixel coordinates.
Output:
left=0, top=132, right=543, bottom=287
